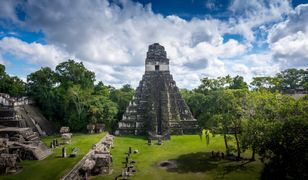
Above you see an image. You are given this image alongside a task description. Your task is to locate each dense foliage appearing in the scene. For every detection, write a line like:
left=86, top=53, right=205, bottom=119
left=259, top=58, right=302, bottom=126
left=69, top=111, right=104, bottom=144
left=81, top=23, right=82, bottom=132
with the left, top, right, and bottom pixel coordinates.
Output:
left=250, top=68, right=308, bottom=92
left=0, top=60, right=134, bottom=132
left=26, top=60, right=120, bottom=131
left=182, top=72, right=308, bottom=179
left=0, top=64, right=26, bottom=97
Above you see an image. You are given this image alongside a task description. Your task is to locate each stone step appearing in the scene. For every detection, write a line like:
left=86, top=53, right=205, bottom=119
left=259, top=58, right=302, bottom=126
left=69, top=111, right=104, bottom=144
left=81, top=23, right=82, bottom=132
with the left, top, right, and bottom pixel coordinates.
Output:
left=24, top=133, right=40, bottom=141
left=32, top=148, right=51, bottom=160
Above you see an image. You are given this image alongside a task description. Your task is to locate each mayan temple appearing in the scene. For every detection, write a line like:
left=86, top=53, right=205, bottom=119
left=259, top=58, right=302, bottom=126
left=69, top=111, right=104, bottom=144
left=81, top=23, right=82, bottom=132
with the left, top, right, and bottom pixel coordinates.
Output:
left=116, top=43, right=198, bottom=139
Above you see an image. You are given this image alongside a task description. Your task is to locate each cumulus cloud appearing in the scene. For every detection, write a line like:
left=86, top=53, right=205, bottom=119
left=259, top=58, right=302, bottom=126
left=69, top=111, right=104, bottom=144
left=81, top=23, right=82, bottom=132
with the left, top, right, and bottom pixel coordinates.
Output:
left=268, top=4, right=308, bottom=69
left=0, top=37, right=72, bottom=68
left=0, top=0, right=249, bottom=88
left=0, top=0, right=306, bottom=88
left=227, top=0, right=291, bottom=43
left=232, top=63, right=250, bottom=74
left=271, top=31, right=308, bottom=68
left=268, top=4, right=308, bottom=43
left=0, top=0, right=20, bottom=24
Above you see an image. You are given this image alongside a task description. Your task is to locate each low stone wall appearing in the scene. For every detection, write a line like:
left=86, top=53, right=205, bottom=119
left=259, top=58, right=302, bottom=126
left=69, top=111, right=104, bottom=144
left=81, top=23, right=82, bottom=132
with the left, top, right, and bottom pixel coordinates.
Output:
left=61, top=133, right=114, bottom=180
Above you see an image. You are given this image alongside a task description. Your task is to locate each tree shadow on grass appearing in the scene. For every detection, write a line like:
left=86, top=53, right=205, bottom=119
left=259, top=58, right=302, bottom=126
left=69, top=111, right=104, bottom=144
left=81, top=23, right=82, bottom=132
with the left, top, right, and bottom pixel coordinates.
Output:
left=166, top=152, right=253, bottom=175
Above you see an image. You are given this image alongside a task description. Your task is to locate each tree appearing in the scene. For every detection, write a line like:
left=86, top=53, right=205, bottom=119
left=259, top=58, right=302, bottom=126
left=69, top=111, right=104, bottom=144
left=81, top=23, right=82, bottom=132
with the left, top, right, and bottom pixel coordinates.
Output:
left=206, top=89, right=246, bottom=157
left=260, top=119, right=308, bottom=180
left=65, top=85, right=91, bottom=131
left=250, top=77, right=280, bottom=92
left=55, top=60, right=95, bottom=89
left=241, top=90, right=298, bottom=161
left=241, top=90, right=277, bottom=160
left=196, top=75, right=232, bottom=94
left=250, top=68, right=308, bottom=92
left=296, top=95, right=308, bottom=119
left=27, top=67, right=57, bottom=120
left=229, top=75, right=248, bottom=90
left=181, top=89, right=208, bottom=126
left=94, top=81, right=110, bottom=97
left=5, top=76, right=26, bottom=97
left=276, top=68, right=307, bottom=92
left=0, top=64, right=5, bottom=78
left=0, top=64, right=26, bottom=97
left=87, top=95, right=118, bottom=131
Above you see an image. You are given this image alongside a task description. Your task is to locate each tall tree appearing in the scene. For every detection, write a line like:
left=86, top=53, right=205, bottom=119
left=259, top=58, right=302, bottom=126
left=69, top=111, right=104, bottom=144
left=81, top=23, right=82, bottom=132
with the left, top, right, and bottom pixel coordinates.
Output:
left=276, top=68, right=307, bottom=92
left=250, top=76, right=280, bottom=91
left=56, top=60, right=95, bottom=89
left=230, top=75, right=248, bottom=90
left=196, top=75, right=232, bottom=94
left=260, top=119, right=308, bottom=180
left=0, top=64, right=26, bottom=97
left=207, top=89, right=246, bottom=157
left=27, top=67, right=57, bottom=120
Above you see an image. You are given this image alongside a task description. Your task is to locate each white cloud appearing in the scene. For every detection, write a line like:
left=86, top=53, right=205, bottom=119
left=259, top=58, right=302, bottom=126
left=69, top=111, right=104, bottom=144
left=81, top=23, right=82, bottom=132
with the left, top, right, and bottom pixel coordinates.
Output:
left=268, top=4, right=308, bottom=69
left=0, top=0, right=250, bottom=88
left=0, top=37, right=72, bottom=68
left=271, top=31, right=308, bottom=68
left=0, top=0, right=306, bottom=89
left=232, top=63, right=250, bottom=74
left=0, top=0, right=20, bottom=24
left=268, top=4, right=308, bottom=43
left=227, top=0, right=291, bottom=42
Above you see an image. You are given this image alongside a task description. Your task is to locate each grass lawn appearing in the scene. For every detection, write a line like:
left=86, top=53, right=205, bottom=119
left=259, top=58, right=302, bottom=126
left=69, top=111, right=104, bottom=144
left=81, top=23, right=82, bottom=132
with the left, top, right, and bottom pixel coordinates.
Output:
left=2, top=132, right=106, bottom=180
left=95, top=135, right=263, bottom=180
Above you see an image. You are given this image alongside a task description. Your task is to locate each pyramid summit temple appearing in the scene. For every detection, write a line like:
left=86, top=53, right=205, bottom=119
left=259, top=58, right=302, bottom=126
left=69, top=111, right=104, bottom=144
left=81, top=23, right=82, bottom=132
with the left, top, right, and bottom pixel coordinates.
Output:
left=115, top=43, right=198, bottom=139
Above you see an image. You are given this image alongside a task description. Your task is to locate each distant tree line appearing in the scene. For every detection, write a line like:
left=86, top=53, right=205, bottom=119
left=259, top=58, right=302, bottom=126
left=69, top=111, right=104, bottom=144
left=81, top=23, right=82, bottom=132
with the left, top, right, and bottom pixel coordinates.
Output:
left=250, top=68, right=307, bottom=93
left=181, top=70, right=307, bottom=180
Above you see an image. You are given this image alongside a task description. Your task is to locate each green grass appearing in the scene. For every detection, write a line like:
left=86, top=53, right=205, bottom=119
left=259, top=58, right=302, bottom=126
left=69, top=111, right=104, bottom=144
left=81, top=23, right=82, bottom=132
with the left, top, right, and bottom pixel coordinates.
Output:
left=2, top=133, right=263, bottom=180
left=95, top=135, right=263, bottom=180
left=2, top=132, right=106, bottom=180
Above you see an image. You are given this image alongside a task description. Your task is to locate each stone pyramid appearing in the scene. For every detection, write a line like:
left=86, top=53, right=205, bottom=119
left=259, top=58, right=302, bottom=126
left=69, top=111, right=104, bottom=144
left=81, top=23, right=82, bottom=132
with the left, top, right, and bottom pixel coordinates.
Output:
left=116, top=43, right=198, bottom=139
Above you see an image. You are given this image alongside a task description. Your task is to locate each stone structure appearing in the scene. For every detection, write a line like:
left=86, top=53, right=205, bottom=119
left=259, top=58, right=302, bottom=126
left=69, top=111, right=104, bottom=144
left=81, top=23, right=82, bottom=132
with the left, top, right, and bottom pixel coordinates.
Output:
left=0, top=127, right=51, bottom=160
left=87, top=124, right=95, bottom=134
left=61, top=133, right=72, bottom=144
left=87, top=123, right=105, bottom=134
left=0, top=93, right=53, bottom=135
left=60, top=127, right=70, bottom=134
left=116, top=43, right=198, bottom=139
left=0, top=153, right=21, bottom=174
left=61, top=134, right=114, bottom=180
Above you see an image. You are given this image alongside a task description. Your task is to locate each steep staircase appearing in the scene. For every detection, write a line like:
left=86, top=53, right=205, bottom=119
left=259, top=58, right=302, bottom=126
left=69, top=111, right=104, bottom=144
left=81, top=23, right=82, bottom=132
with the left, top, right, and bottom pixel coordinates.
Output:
left=0, top=93, right=54, bottom=135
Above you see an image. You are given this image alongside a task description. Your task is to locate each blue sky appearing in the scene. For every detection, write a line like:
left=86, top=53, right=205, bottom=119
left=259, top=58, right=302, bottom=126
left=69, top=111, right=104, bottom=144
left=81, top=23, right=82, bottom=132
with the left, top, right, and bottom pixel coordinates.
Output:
left=0, top=0, right=307, bottom=88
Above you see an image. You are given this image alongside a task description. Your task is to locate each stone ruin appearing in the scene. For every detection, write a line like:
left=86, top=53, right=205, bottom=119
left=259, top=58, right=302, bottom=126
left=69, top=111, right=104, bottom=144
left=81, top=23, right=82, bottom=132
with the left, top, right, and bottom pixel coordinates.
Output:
left=60, top=127, right=72, bottom=144
left=0, top=153, right=21, bottom=175
left=116, top=43, right=198, bottom=139
left=87, top=124, right=95, bottom=134
left=115, top=146, right=138, bottom=179
left=79, top=135, right=113, bottom=179
left=60, top=126, right=70, bottom=134
left=0, top=127, right=51, bottom=161
left=0, top=93, right=53, bottom=136
left=87, top=123, right=105, bottom=134
left=0, top=93, right=53, bottom=174
left=62, top=134, right=114, bottom=180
